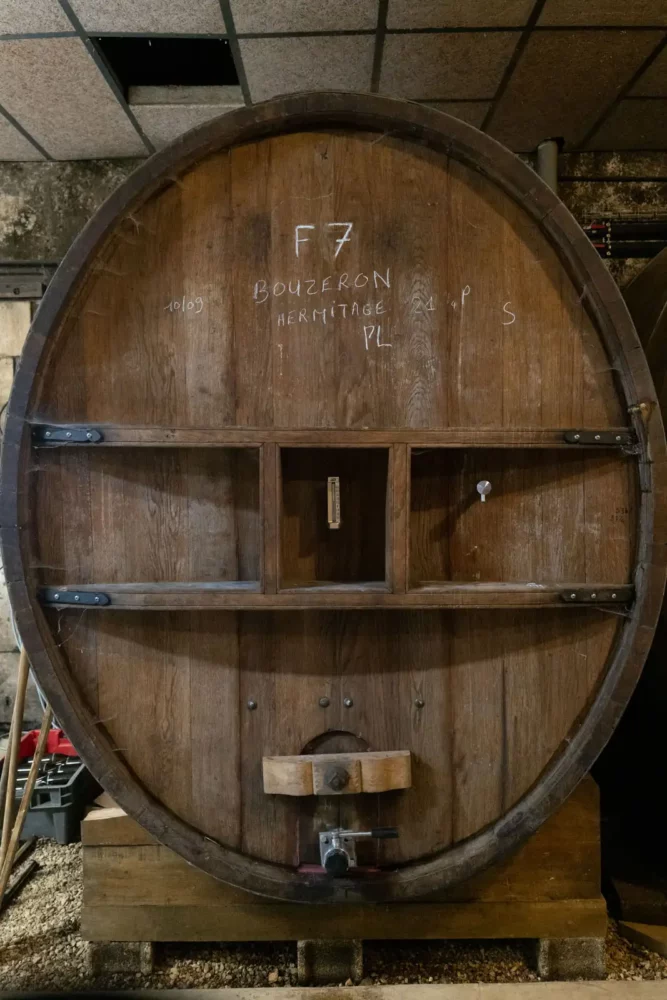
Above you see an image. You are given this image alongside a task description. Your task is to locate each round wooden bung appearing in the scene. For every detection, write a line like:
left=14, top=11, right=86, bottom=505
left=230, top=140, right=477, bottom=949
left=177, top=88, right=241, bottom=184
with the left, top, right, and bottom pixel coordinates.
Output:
left=1, top=92, right=663, bottom=903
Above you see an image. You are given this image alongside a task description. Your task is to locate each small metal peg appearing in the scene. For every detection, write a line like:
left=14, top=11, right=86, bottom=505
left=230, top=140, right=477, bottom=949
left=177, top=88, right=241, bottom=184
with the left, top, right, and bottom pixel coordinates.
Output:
left=65, top=431, right=72, bottom=439
left=44, top=430, right=51, bottom=438
left=86, top=431, right=93, bottom=440
left=246, top=699, right=257, bottom=711
left=477, top=480, right=492, bottom=502
left=343, top=697, right=353, bottom=708
left=73, top=594, right=80, bottom=601
left=319, top=696, right=330, bottom=708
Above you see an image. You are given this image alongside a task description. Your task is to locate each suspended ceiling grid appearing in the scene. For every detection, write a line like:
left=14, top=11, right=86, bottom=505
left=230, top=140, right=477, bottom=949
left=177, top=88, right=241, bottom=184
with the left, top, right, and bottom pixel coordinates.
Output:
left=0, top=0, right=666, bottom=160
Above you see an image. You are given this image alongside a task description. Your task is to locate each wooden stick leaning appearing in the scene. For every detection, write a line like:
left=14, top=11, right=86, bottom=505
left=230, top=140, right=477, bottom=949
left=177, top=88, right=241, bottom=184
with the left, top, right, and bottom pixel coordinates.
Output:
left=0, top=705, right=52, bottom=909
left=0, top=648, right=30, bottom=860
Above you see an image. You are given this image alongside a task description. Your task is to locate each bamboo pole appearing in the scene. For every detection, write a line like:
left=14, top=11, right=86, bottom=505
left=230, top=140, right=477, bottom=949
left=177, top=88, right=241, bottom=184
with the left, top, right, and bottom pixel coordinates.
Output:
left=0, top=706, right=52, bottom=909
left=0, top=648, right=30, bottom=859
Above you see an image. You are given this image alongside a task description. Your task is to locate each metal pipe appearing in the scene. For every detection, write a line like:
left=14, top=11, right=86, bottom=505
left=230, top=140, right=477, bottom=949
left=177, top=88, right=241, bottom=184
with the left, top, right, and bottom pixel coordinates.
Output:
left=537, top=139, right=559, bottom=195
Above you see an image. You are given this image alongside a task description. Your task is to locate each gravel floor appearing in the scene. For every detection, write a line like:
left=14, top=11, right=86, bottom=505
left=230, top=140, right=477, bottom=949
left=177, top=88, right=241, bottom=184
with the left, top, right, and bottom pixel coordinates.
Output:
left=1, top=840, right=667, bottom=991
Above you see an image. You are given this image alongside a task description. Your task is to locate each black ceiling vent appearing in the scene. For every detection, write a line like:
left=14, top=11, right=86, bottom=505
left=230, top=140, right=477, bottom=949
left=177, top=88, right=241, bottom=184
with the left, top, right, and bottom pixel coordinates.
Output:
left=92, top=36, right=239, bottom=94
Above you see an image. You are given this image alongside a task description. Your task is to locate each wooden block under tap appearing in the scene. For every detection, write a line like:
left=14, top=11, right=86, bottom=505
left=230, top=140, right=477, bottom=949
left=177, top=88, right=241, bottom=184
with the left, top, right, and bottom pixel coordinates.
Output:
left=262, top=750, right=411, bottom=796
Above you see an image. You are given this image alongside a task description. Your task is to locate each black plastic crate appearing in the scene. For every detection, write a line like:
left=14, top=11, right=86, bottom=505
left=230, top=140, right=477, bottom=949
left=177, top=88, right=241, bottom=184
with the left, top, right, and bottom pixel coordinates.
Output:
left=10, top=753, right=100, bottom=844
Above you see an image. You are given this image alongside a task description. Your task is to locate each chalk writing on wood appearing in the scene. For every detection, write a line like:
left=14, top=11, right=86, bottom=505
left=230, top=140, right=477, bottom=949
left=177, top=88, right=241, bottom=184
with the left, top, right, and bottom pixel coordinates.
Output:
left=294, top=222, right=355, bottom=258
left=165, top=296, right=204, bottom=314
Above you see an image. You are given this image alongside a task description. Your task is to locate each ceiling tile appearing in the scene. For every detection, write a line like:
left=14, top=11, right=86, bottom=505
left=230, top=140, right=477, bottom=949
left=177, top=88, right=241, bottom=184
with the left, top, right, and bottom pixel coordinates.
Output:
left=67, top=0, right=225, bottom=34
left=230, top=0, right=378, bottom=33
left=488, top=29, right=664, bottom=150
left=240, top=36, right=374, bottom=102
left=0, top=37, right=147, bottom=158
left=133, top=103, right=241, bottom=149
left=387, top=0, right=533, bottom=28
left=539, top=0, right=667, bottom=25
left=380, top=32, right=516, bottom=99
left=585, top=98, right=667, bottom=148
left=632, top=45, right=667, bottom=94
left=0, top=114, right=44, bottom=160
left=0, top=0, right=73, bottom=34
left=422, top=101, right=491, bottom=128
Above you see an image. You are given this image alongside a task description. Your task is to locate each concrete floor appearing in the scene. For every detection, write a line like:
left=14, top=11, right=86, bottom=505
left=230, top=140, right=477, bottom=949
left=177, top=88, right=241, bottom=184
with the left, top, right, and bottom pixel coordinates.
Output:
left=96, top=987, right=667, bottom=998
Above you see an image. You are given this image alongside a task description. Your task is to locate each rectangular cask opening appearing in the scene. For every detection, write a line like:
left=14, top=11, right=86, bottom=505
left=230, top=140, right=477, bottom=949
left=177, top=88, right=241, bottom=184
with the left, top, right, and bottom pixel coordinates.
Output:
left=279, top=448, right=388, bottom=589
left=409, top=447, right=635, bottom=588
left=32, top=447, right=260, bottom=586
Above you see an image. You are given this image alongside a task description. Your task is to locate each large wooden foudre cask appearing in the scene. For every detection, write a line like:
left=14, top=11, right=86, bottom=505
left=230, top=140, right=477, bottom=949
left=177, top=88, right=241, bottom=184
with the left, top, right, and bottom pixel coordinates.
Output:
left=1, top=93, right=664, bottom=903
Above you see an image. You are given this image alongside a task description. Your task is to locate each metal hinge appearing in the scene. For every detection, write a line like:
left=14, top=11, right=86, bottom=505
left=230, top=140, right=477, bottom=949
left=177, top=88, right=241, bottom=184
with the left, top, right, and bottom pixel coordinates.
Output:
left=39, top=589, right=110, bottom=607
left=560, top=587, right=633, bottom=604
left=32, top=425, right=104, bottom=444
left=563, top=430, right=634, bottom=446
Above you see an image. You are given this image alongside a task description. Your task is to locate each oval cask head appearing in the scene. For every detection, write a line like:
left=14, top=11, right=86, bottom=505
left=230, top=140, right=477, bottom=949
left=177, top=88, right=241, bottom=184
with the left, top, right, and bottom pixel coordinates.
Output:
left=1, top=93, right=663, bottom=903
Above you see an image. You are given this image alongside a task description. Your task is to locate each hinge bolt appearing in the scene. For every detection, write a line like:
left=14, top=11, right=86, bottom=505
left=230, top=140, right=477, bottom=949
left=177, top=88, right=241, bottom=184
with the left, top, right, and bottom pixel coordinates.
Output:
left=612, top=593, right=617, bottom=598
left=573, top=433, right=580, bottom=440
left=53, top=593, right=59, bottom=600
left=615, top=435, right=621, bottom=441
left=94, top=595, right=100, bottom=603
left=86, top=431, right=93, bottom=440
left=73, top=594, right=80, bottom=601
left=591, top=593, right=597, bottom=599
left=65, top=431, right=72, bottom=439
left=44, top=431, right=51, bottom=438
left=570, top=593, right=576, bottom=599
left=594, top=434, right=601, bottom=441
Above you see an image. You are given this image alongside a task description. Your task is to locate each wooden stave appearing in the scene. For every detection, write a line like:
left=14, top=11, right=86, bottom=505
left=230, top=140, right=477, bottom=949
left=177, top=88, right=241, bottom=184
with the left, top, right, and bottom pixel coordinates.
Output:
left=0, top=92, right=664, bottom=902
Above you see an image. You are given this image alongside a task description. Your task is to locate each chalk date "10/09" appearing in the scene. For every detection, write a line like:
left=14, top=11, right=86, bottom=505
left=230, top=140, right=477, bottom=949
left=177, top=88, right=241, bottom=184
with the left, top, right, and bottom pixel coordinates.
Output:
left=165, top=296, right=204, bottom=315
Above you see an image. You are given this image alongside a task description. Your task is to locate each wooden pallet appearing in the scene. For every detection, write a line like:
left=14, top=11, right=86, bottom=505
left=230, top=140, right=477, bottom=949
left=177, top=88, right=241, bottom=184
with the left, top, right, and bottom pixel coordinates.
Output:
left=81, top=777, right=606, bottom=980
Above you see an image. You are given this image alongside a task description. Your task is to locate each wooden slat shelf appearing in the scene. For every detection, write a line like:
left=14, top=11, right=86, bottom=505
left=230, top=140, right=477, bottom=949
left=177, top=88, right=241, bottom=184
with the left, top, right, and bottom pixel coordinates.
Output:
left=38, top=582, right=634, bottom=610
left=30, top=425, right=635, bottom=449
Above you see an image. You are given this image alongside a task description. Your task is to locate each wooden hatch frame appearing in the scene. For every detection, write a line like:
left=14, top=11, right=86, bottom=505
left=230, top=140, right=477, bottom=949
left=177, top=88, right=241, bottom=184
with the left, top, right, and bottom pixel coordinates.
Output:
left=1, top=92, right=665, bottom=903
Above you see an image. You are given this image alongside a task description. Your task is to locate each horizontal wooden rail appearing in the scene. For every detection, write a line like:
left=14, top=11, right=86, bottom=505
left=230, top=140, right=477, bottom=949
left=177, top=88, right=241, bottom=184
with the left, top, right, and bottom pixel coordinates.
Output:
left=30, top=425, right=635, bottom=449
left=38, top=582, right=634, bottom=611
left=263, top=750, right=412, bottom=796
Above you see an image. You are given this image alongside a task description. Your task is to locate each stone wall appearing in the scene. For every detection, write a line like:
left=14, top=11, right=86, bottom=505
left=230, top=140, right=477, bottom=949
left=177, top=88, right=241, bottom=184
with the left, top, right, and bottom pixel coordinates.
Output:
left=0, top=301, right=41, bottom=725
left=0, top=148, right=666, bottom=727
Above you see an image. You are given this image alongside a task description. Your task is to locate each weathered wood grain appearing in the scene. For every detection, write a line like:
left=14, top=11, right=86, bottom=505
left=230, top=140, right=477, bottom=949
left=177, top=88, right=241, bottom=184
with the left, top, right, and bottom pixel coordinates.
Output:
left=2, top=94, right=662, bottom=903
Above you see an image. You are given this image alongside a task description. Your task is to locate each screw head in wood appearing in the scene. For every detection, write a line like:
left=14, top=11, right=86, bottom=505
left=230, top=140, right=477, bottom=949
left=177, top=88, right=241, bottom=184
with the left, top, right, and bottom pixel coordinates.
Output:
left=325, top=766, right=349, bottom=791
left=247, top=699, right=257, bottom=710
left=343, top=697, right=353, bottom=708
left=319, top=696, right=330, bottom=708
left=415, top=698, right=425, bottom=709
